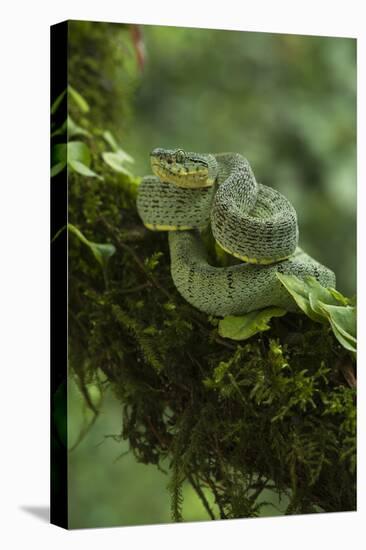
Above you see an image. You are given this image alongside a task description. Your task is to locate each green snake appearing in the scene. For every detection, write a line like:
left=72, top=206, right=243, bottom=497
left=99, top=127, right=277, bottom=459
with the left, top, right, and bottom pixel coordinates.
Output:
left=137, top=148, right=336, bottom=316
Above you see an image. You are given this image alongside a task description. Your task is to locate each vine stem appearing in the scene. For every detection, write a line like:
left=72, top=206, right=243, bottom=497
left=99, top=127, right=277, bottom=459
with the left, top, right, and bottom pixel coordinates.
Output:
left=187, top=473, right=216, bottom=520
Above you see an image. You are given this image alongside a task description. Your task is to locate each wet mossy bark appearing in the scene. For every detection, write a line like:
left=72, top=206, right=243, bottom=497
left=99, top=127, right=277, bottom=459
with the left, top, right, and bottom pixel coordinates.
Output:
left=68, top=167, right=356, bottom=521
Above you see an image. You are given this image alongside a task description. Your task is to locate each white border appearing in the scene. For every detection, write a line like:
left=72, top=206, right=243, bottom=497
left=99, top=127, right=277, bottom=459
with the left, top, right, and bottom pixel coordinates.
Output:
left=0, top=1, right=364, bottom=549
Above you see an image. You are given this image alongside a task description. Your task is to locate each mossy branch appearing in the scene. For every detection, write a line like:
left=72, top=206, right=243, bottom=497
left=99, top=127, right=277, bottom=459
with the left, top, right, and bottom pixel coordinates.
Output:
left=67, top=153, right=356, bottom=521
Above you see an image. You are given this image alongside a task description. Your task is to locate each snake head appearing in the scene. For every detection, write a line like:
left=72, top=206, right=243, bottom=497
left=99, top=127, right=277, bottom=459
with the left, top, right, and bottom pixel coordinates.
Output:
left=150, top=148, right=218, bottom=188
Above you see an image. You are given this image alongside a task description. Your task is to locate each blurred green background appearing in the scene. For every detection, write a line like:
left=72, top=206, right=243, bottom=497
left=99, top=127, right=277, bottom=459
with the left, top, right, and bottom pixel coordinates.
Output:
left=67, top=21, right=356, bottom=528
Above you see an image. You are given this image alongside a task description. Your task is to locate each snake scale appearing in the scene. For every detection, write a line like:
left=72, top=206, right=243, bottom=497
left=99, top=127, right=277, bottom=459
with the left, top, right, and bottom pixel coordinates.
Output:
left=137, top=148, right=336, bottom=316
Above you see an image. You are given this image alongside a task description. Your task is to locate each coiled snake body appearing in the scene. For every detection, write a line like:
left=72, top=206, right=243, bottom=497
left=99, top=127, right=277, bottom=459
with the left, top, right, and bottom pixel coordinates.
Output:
left=137, top=148, right=335, bottom=316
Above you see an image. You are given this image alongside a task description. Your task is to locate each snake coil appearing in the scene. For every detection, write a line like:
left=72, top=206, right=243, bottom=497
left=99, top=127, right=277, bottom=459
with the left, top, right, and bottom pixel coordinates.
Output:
left=137, top=148, right=335, bottom=316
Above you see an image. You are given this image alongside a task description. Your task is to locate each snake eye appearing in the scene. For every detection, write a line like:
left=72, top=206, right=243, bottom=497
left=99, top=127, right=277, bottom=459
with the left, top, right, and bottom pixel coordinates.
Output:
left=175, top=149, right=185, bottom=163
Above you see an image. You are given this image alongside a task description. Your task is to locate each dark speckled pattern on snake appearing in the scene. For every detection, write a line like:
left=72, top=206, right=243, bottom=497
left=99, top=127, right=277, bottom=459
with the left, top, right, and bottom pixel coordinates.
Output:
left=136, top=148, right=335, bottom=316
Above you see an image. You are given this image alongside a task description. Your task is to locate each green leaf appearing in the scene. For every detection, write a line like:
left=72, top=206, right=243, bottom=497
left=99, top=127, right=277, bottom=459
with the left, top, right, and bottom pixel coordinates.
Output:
left=102, top=130, right=120, bottom=152
left=276, top=273, right=357, bottom=353
left=51, top=143, right=67, bottom=177
left=276, top=273, right=324, bottom=322
left=51, top=89, right=66, bottom=115
left=52, top=116, right=90, bottom=139
left=102, top=151, right=133, bottom=176
left=218, top=307, right=287, bottom=341
left=67, top=223, right=116, bottom=270
left=51, top=143, right=67, bottom=164
left=328, top=287, right=352, bottom=306
left=51, top=141, right=102, bottom=179
left=67, top=141, right=91, bottom=165
left=51, top=225, right=67, bottom=243
left=101, top=130, right=134, bottom=176
left=305, top=276, right=346, bottom=311
left=51, top=118, right=67, bottom=138
left=68, top=85, right=90, bottom=113
left=317, top=302, right=356, bottom=353
left=67, top=223, right=92, bottom=247
left=52, top=141, right=90, bottom=165
left=52, top=86, right=90, bottom=117
left=103, top=131, right=134, bottom=162
left=328, top=320, right=356, bottom=353
left=51, top=161, right=66, bottom=177
left=67, top=115, right=91, bottom=138
left=69, top=160, right=103, bottom=180
left=88, top=242, right=116, bottom=269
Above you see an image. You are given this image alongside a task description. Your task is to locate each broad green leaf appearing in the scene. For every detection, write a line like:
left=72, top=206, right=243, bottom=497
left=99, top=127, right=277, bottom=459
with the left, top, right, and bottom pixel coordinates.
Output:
left=101, top=130, right=134, bottom=176
left=102, top=151, right=133, bottom=175
left=67, top=115, right=91, bottom=138
left=317, top=302, right=356, bottom=352
left=218, top=307, right=286, bottom=341
left=68, top=85, right=90, bottom=113
left=328, top=287, right=352, bottom=306
left=52, top=116, right=90, bottom=139
left=52, top=141, right=90, bottom=165
left=305, top=276, right=350, bottom=304
left=103, top=130, right=120, bottom=152
left=52, top=86, right=89, bottom=116
left=306, top=277, right=344, bottom=317
left=328, top=320, right=356, bottom=353
left=276, top=273, right=357, bottom=353
left=324, top=315, right=357, bottom=353
left=67, top=141, right=91, bottom=165
left=276, top=273, right=324, bottom=322
left=69, top=160, right=103, bottom=180
left=68, top=223, right=116, bottom=270
left=103, top=131, right=134, bottom=162
left=51, top=141, right=102, bottom=179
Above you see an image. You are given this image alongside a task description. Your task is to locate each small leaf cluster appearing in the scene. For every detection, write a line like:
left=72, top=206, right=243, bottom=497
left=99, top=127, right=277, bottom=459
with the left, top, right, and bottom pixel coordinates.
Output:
left=51, top=87, right=135, bottom=181
left=277, top=274, right=356, bottom=353
left=216, top=275, right=356, bottom=352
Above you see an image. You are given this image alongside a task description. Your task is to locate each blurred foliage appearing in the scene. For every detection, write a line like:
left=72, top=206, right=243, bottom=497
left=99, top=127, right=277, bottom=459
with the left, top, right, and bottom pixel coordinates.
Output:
left=63, top=21, right=357, bottom=528
left=68, top=20, right=139, bottom=136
